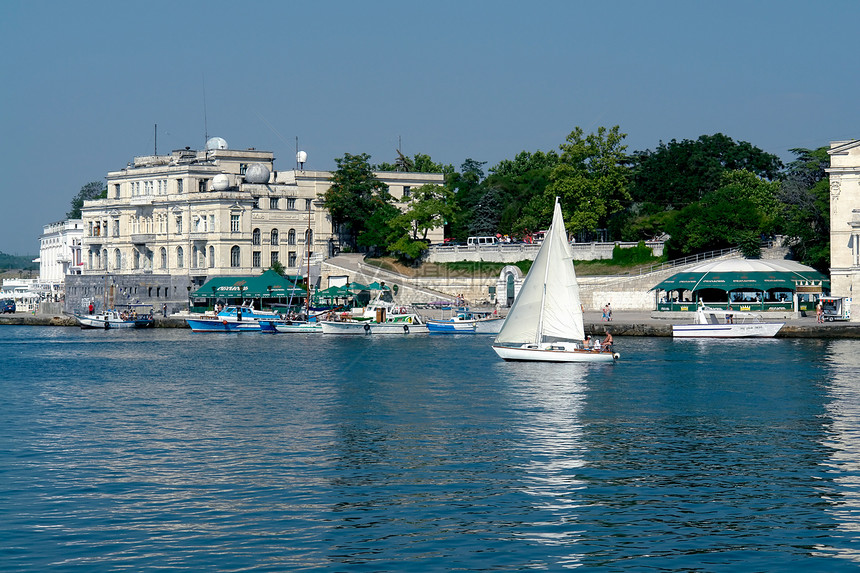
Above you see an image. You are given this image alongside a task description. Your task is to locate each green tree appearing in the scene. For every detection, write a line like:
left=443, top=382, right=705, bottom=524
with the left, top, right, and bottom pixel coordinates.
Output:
left=375, top=152, right=454, bottom=174
left=268, top=260, right=286, bottom=276
left=630, top=133, right=783, bottom=209
left=778, top=147, right=830, bottom=271
left=546, top=126, right=631, bottom=235
left=322, top=153, right=391, bottom=250
left=67, top=181, right=107, bottom=219
left=398, top=183, right=455, bottom=240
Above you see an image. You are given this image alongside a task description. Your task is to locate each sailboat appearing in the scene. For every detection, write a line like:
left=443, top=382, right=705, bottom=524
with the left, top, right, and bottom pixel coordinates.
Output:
left=492, top=199, right=619, bottom=363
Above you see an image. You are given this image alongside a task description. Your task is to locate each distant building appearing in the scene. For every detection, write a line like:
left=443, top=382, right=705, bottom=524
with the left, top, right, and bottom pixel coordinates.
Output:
left=65, top=138, right=444, bottom=314
left=37, top=219, right=84, bottom=283
left=827, top=139, right=860, bottom=316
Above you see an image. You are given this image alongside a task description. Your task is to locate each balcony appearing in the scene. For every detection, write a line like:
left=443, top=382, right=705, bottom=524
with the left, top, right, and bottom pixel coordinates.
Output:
left=131, top=234, right=156, bottom=244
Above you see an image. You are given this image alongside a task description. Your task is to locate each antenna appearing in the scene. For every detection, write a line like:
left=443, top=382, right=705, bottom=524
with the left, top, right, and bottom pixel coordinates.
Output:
left=203, top=74, right=208, bottom=147
left=154, top=123, right=157, bottom=155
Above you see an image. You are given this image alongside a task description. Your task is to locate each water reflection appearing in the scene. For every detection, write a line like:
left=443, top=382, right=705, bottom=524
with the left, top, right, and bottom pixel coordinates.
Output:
left=817, top=340, right=860, bottom=562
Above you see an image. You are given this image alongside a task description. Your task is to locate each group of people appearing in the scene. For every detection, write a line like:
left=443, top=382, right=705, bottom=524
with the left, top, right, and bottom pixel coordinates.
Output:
left=601, top=303, right=612, bottom=321
left=583, top=332, right=613, bottom=351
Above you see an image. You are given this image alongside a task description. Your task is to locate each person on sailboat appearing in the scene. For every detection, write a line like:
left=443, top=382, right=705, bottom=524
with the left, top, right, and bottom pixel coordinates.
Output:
left=601, top=332, right=614, bottom=351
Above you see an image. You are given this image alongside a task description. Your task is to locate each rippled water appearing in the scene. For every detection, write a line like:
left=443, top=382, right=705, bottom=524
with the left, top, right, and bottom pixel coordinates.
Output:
left=2, top=327, right=860, bottom=571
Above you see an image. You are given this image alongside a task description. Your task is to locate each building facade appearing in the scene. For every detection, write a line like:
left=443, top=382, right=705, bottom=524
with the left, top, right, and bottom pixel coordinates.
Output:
left=37, top=219, right=84, bottom=284
left=65, top=138, right=444, bottom=314
left=828, top=139, right=860, bottom=315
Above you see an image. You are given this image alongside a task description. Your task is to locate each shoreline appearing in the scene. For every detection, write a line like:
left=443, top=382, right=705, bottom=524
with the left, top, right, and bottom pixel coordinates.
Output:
left=2, top=310, right=859, bottom=338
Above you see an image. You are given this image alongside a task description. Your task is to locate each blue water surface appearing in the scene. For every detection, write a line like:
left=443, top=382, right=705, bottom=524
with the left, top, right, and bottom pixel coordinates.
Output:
left=1, top=327, right=859, bottom=571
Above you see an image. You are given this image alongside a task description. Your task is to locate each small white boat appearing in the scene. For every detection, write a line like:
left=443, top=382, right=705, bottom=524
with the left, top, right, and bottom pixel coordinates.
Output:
left=427, top=310, right=504, bottom=334
left=492, top=199, right=618, bottom=363
left=272, top=320, right=322, bottom=333
left=321, top=310, right=428, bottom=335
left=76, top=309, right=154, bottom=329
left=673, top=307, right=784, bottom=338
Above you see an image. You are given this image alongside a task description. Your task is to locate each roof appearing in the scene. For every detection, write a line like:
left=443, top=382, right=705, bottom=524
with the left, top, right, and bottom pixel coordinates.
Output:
left=192, top=269, right=306, bottom=298
left=651, top=259, right=829, bottom=292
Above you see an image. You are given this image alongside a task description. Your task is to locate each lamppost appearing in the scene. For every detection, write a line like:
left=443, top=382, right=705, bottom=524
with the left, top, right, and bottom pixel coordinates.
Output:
left=187, top=285, right=192, bottom=311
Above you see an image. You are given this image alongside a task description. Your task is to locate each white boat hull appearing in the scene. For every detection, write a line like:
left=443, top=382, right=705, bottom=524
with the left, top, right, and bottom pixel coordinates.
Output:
left=475, top=317, right=504, bottom=334
left=76, top=313, right=153, bottom=329
left=273, top=322, right=322, bottom=333
left=321, top=321, right=428, bottom=335
left=672, top=323, right=784, bottom=338
left=492, top=342, right=618, bottom=363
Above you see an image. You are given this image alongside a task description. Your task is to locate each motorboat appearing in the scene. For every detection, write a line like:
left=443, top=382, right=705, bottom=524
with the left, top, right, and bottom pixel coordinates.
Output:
left=672, top=307, right=784, bottom=338
left=427, top=310, right=504, bottom=334
left=321, top=306, right=428, bottom=335
left=76, top=309, right=154, bottom=329
left=185, top=305, right=281, bottom=333
left=492, top=199, right=618, bottom=363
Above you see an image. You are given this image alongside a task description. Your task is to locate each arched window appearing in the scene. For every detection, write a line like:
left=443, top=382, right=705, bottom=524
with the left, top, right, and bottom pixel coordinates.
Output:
left=160, top=247, right=167, bottom=269
left=208, top=246, right=215, bottom=268
left=271, top=229, right=279, bottom=246
left=252, top=228, right=261, bottom=246
left=191, top=246, right=198, bottom=268
left=288, top=229, right=296, bottom=245
left=101, top=249, right=107, bottom=269
left=198, top=247, right=205, bottom=268
left=115, top=249, right=122, bottom=270
left=231, top=245, right=240, bottom=267
left=177, top=246, right=184, bottom=268
left=133, top=250, right=140, bottom=270
left=305, top=228, right=313, bottom=246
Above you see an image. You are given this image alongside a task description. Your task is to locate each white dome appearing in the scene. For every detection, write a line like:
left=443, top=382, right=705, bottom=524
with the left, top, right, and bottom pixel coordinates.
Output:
left=245, top=163, right=271, bottom=184
left=206, top=137, right=228, bottom=150
left=212, top=174, right=230, bottom=191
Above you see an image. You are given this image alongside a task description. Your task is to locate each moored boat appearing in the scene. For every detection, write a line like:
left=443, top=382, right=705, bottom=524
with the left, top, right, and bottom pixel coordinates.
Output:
left=427, top=310, right=504, bottom=334
left=185, top=305, right=281, bottom=333
left=672, top=307, right=784, bottom=338
left=76, top=309, right=154, bottom=329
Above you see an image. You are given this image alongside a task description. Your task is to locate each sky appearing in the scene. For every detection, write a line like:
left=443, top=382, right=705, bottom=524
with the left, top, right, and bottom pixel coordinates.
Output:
left=1, top=0, right=857, bottom=255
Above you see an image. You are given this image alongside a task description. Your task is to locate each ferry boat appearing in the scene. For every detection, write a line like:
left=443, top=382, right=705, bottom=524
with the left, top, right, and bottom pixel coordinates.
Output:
left=672, top=307, right=784, bottom=338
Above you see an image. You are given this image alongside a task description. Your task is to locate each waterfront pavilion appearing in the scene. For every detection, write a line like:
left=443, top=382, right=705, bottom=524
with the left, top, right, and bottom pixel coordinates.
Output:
left=190, top=269, right=306, bottom=311
left=651, top=258, right=829, bottom=312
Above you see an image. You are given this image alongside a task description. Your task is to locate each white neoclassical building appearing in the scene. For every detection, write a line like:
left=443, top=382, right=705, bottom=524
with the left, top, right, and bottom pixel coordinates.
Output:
left=66, top=137, right=444, bottom=313
left=37, top=219, right=84, bottom=283
left=828, top=139, right=860, bottom=314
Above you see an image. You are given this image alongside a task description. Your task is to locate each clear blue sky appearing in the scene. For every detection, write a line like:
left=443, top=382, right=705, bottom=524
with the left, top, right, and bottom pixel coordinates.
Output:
left=1, top=0, right=857, bottom=255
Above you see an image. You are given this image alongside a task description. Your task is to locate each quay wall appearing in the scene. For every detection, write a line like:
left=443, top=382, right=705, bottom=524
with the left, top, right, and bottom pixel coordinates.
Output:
left=426, top=241, right=664, bottom=264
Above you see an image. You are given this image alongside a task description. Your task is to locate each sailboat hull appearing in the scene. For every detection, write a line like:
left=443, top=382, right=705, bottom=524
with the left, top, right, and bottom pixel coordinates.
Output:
left=492, top=343, right=618, bottom=363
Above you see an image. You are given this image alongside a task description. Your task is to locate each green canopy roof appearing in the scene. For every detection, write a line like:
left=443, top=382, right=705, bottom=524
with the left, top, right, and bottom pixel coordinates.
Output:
left=192, top=270, right=306, bottom=298
left=366, top=281, right=390, bottom=290
left=651, top=259, right=829, bottom=292
left=315, top=285, right=352, bottom=298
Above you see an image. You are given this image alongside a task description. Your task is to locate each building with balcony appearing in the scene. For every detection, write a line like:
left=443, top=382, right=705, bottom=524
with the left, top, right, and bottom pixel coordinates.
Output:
left=64, top=137, right=444, bottom=314
left=36, top=219, right=84, bottom=288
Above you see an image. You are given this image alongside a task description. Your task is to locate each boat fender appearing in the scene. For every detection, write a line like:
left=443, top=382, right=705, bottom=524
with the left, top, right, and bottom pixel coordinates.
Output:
left=104, top=321, right=110, bottom=329
left=400, top=307, right=406, bottom=314
left=222, top=320, right=228, bottom=325
left=613, top=353, right=620, bottom=361
left=364, top=323, right=371, bottom=334
left=403, top=325, right=409, bottom=333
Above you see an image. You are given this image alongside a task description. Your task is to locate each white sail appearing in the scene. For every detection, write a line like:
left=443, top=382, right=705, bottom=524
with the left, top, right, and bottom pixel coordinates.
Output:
left=495, top=200, right=584, bottom=345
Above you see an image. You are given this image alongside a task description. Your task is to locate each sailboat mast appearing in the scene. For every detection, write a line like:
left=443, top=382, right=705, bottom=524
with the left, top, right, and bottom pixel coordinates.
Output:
left=306, top=198, right=311, bottom=316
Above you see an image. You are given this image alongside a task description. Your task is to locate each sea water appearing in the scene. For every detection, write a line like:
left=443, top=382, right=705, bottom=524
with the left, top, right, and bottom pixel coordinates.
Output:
left=1, top=326, right=859, bottom=571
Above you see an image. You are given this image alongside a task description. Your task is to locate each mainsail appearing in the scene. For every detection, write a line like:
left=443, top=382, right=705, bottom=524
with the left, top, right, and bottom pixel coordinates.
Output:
left=494, top=199, right=584, bottom=345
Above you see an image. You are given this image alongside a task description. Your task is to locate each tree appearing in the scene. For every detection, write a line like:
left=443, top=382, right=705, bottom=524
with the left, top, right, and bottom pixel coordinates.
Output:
left=778, top=147, right=830, bottom=271
left=322, top=153, right=391, bottom=250
left=630, top=134, right=783, bottom=209
left=67, top=181, right=106, bottom=219
left=546, top=126, right=631, bottom=235
left=269, top=260, right=286, bottom=276
left=398, top=184, right=455, bottom=240
left=666, top=170, right=779, bottom=257
left=375, top=152, right=454, bottom=174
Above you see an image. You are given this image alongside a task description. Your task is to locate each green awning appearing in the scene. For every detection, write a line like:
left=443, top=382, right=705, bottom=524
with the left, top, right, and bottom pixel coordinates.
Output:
left=316, top=285, right=352, bottom=298
left=651, top=269, right=829, bottom=292
left=192, top=269, right=306, bottom=298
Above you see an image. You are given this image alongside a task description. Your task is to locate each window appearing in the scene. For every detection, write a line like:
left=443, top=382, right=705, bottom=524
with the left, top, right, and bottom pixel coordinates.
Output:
left=115, top=249, right=122, bottom=270
left=114, top=184, right=120, bottom=199
left=160, top=247, right=167, bottom=269
left=192, top=246, right=198, bottom=268
left=253, top=251, right=261, bottom=267
left=288, top=229, right=296, bottom=245
left=133, top=250, right=139, bottom=270
left=287, top=198, right=296, bottom=210
left=252, top=228, right=261, bottom=246
left=198, top=179, right=207, bottom=193
left=208, top=246, right=215, bottom=268
left=305, top=198, right=313, bottom=211
left=252, top=197, right=260, bottom=210
left=403, top=186, right=411, bottom=199
left=231, top=214, right=240, bottom=232
left=305, top=228, right=313, bottom=246
left=177, top=247, right=184, bottom=268
left=101, top=249, right=107, bottom=269
left=176, top=216, right=183, bottom=234
left=270, top=197, right=279, bottom=210
left=209, top=214, right=215, bottom=232
left=288, top=251, right=297, bottom=266
left=231, top=246, right=240, bottom=267
left=113, top=219, right=120, bottom=237
left=270, top=251, right=279, bottom=266
left=240, top=163, right=248, bottom=175
left=271, top=229, right=279, bottom=246
left=177, top=179, right=183, bottom=193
